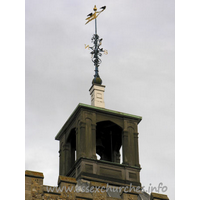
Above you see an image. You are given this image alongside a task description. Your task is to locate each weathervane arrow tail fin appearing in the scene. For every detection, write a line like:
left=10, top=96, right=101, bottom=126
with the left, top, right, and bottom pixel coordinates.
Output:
left=85, top=18, right=94, bottom=25
left=85, top=13, right=95, bottom=21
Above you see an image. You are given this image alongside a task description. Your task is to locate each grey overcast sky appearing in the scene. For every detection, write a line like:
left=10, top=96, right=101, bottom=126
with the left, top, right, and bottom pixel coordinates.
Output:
left=25, top=0, right=174, bottom=199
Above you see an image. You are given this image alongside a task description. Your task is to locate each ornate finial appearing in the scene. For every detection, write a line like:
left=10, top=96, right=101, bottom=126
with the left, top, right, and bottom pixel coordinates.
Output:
left=93, top=5, right=97, bottom=11
left=85, top=5, right=107, bottom=85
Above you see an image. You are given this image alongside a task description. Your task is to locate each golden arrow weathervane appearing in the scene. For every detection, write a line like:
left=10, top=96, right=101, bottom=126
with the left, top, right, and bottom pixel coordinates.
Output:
left=85, top=5, right=106, bottom=25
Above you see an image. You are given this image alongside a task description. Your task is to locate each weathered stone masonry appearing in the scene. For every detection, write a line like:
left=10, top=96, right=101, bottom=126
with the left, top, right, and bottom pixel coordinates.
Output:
left=25, top=104, right=169, bottom=200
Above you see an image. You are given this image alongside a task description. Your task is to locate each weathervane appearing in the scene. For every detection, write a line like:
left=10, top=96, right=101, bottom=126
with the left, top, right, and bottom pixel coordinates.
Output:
left=85, top=5, right=107, bottom=85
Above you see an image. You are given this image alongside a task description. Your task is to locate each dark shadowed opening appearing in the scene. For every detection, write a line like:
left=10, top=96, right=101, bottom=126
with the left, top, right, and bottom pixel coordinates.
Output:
left=96, top=121, right=122, bottom=163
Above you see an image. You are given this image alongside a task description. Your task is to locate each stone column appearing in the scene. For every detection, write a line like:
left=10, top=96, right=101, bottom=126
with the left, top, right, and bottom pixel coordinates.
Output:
left=71, top=142, right=75, bottom=167
left=122, top=129, right=129, bottom=165
left=122, top=120, right=136, bottom=166
left=59, top=149, right=62, bottom=175
left=59, top=136, right=76, bottom=176
left=91, top=123, right=97, bottom=159
left=59, top=141, right=65, bottom=176
left=76, top=121, right=86, bottom=159
left=127, top=126, right=135, bottom=166
left=134, top=132, right=140, bottom=167
left=63, top=143, right=73, bottom=174
left=76, top=111, right=97, bottom=160
left=85, top=118, right=92, bottom=158
left=75, top=127, right=79, bottom=160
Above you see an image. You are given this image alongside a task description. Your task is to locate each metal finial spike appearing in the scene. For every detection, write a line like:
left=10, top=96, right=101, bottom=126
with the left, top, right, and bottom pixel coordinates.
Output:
left=93, top=5, right=97, bottom=11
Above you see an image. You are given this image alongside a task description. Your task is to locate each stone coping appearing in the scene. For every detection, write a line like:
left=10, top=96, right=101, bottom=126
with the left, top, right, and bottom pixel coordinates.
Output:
left=58, top=175, right=77, bottom=185
left=150, top=192, right=169, bottom=200
left=25, top=170, right=44, bottom=179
